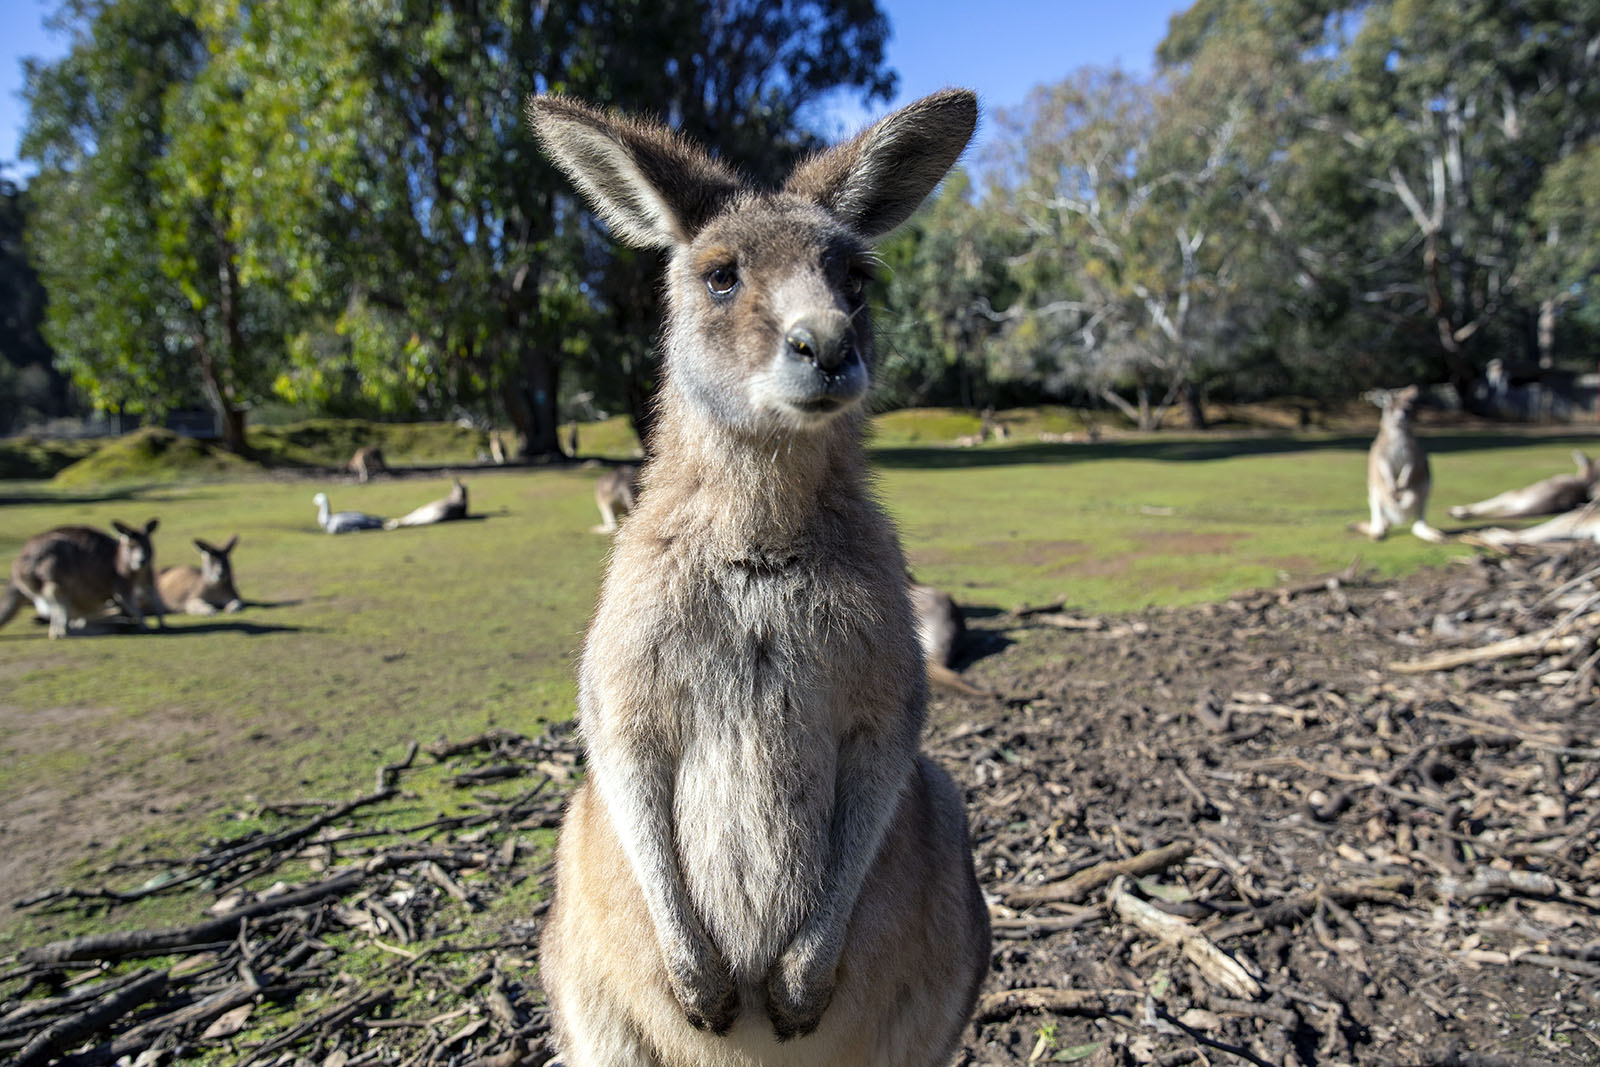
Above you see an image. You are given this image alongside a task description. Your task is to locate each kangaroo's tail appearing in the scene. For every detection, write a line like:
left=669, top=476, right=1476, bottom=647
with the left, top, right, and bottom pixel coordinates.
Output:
left=926, top=661, right=994, bottom=699
left=0, top=581, right=23, bottom=631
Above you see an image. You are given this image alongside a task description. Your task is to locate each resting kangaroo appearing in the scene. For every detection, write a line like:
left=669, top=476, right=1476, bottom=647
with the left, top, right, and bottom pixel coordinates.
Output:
left=592, top=463, right=640, bottom=534
left=157, top=535, right=243, bottom=615
left=910, top=581, right=990, bottom=698
left=528, top=90, right=990, bottom=1066
left=385, top=480, right=469, bottom=529
left=0, top=520, right=164, bottom=638
left=1355, top=385, right=1445, bottom=543
left=1449, top=451, right=1597, bottom=521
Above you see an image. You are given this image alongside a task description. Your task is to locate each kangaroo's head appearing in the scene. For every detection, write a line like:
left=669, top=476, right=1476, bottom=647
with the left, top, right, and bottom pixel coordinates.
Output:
left=527, top=90, right=977, bottom=439
left=195, top=535, right=239, bottom=590
left=1368, top=385, right=1421, bottom=432
left=450, top=479, right=468, bottom=505
left=111, top=519, right=159, bottom=578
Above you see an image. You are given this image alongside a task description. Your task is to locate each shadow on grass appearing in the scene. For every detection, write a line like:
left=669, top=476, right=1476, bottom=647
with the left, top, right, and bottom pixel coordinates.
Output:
left=154, top=620, right=313, bottom=637
left=869, top=431, right=1600, bottom=471
left=0, top=485, right=189, bottom=507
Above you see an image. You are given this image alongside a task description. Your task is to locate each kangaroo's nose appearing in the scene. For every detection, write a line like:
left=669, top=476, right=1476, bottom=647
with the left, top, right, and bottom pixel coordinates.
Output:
left=785, top=312, right=852, bottom=373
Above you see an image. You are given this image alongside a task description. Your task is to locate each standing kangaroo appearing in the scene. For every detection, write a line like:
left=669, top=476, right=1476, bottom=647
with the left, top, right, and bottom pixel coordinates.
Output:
left=348, top=445, right=386, bottom=483
left=591, top=463, right=640, bottom=534
left=1356, top=385, right=1446, bottom=543
left=528, top=90, right=990, bottom=1066
left=1449, top=451, right=1597, bottom=521
left=0, top=521, right=164, bottom=638
left=157, top=535, right=243, bottom=615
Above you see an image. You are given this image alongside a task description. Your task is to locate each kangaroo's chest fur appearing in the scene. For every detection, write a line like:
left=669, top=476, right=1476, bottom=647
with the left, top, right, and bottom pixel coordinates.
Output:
left=582, top=486, right=921, bottom=979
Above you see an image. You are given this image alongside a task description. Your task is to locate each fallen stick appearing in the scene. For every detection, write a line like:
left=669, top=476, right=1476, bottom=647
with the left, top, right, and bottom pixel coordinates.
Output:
left=11, top=969, right=167, bottom=1067
left=21, top=871, right=364, bottom=966
left=1391, top=615, right=1600, bottom=674
left=1005, top=840, right=1193, bottom=907
left=972, top=986, right=1138, bottom=1024
left=1109, top=877, right=1262, bottom=1000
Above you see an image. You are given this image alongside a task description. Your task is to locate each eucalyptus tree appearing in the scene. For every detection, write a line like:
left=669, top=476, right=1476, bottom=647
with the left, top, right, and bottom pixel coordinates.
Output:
left=983, top=68, right=1274, bottom=429
left=222, top=0, right=896, bottom=456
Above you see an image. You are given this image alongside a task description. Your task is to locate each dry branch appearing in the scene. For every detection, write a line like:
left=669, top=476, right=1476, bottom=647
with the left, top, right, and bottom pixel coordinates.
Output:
left=1005, top=841, right=1193, bottom=907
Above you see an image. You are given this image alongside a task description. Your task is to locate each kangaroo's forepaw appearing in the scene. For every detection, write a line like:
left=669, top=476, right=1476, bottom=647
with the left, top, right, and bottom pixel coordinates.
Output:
left=667, top=951, right=739, bottom=1035
left=765, top=946, right=836, bottom=1041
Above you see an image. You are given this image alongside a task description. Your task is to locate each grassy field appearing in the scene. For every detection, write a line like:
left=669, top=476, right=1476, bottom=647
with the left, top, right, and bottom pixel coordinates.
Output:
left=0, top=423, right=1596, bottom=952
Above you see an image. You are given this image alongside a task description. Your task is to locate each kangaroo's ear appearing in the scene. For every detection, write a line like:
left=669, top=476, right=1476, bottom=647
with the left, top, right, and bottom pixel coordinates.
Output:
left=144, top=518, right=160, bottom=536
left=786, top=89, right=977, bottom=240
left=195, top=538, right=217, bottom=555
left=222, top=534, right=239, bottom=553
left=113, top=521, right=136, bottom=539
left=526, top=96, right=744, bottom=249
left=1573, top=451, right=1591, bottom=476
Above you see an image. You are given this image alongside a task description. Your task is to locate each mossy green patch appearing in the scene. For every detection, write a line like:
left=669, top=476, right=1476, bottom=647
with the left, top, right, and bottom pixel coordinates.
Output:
left=51, top=428, right=258, bottom=488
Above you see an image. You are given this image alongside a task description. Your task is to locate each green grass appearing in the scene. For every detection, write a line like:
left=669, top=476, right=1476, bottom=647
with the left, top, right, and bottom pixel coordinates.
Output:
left=0, top=423, right=1593, bottom=949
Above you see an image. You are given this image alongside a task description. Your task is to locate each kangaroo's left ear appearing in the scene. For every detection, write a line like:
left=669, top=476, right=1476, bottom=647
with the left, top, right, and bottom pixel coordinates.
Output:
left=785, top=89, right=978, bottom=240
left=144, top=518, right=160, bottom=535
left=113, top=521, right=136, bottom=539
left=222, top=534, right=239, bottom=553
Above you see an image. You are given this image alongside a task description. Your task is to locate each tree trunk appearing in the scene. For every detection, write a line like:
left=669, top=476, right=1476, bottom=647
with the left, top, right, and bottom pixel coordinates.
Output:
left=219, top=406, right=247, bottom=454
left=1180, top=382, right=1207, bottom=430
left=515, top=345, right=564, bottom=459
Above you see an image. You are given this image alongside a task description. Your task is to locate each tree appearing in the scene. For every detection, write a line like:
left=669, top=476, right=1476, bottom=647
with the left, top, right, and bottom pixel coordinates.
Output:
left=0, top=175, right=71, bottom=433
left=222, top=0, right=896, bottom=457
left=982, top=70, right=1274, bottom=429
left=23, top=0, right=297, bottom=452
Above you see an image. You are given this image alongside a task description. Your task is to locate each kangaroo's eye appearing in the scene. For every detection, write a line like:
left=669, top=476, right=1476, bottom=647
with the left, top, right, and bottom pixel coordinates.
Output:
left=706, top=265, right=739, bottom=297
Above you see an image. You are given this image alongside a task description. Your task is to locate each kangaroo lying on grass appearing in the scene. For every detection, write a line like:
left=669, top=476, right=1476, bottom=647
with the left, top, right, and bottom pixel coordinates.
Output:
left=909, top=581, right=991, bottom=698
left=156, top=535, right=243, bottom=615
left=386, top=480, right=469, bottom=529
left=1470, top=501, right=1600, bottom=547
left=528, top=89, right=990, bottom=1066
left=1355, top=385, right=1446, bottom=543
left=591, top=463, right=639, bottom=534
left=1449, top=451, right=1597, bottom=521
left=0, top=520, right=164, bottom=638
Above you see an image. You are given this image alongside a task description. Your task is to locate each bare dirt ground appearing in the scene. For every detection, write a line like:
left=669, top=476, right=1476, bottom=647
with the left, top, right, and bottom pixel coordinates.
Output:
left=941, top=542, right=1600, bottom=1067
left=3, top=546, right=1597, bottom=1065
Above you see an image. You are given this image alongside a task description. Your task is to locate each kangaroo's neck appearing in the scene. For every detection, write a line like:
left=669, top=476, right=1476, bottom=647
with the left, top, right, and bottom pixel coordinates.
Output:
left=646, top=389, right=869, bottom=554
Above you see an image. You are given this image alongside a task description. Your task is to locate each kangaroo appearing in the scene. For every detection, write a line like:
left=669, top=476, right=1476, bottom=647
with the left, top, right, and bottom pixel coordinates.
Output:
left=0, top=520, right=164, bottom=638
left=385, top=480, right=469, bottom=529
left=909, top=581, right=990, bottom=698
left=156, top=535, right=243, bottom=615
left=591, top=463, right=640, bottom=534
left=348, top=445, right=386, bottom=483
left=1449, top=451, right=1597, bottom=521
left=1472, top=500, right=1600, bottom=547
left=527, top=90, right=989, bottom=1067
left=1355, top=385, right=1446, bottom=543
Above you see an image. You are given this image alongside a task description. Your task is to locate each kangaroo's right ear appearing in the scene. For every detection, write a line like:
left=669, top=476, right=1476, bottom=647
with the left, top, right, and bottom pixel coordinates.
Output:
left=113, top=521, right=136, bottom=539
left=143, top=518, right=160, bottom=536
left=526, top=96, right=744, bottom=249
left=195, top=538, right=217, bottom=555
left=222, top=534, right=239, bottom=553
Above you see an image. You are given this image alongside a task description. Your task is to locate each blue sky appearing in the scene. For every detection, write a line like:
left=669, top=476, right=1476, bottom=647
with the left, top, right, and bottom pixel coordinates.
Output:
left=1, top=0, right=1188, bottom=183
